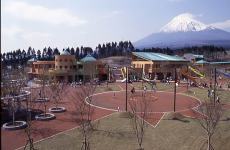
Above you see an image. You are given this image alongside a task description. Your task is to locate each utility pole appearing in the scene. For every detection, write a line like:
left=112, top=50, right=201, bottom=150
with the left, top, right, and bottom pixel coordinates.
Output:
left=214, top=67, right=217, bottom=105
left=126, top=66, right=128, bottom=112
left=186, top=65, right=189, bottom=91
left=174, top=67, right=177, bottom=112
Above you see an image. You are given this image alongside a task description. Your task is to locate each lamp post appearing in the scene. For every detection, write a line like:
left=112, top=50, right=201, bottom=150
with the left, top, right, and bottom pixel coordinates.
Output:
left=174, top=67, right=177, bottom=112
left=125, top=66, right=128, bottom=112
left=214, top=67, right=217, bottom=105
left=186, top=65, right=189, bottom=91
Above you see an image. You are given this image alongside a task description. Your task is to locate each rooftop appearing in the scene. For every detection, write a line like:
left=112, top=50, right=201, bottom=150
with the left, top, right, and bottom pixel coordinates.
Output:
left=80, top=54, right=97, bottom=62
left=210, top=61, right=230, bottom=65
left=195, top=60, right=209, bottom=64
left=28, top=58, right=37, bottom=62
left=60, top=50, right=71, bottom=55
left=132, top=52, right=188, bottom=62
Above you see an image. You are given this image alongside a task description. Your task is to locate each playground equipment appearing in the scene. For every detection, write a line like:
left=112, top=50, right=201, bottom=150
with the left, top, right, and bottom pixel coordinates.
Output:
left=188, top=66, right=205, bottom=78
left=180, top=69, right=198, bottom=84
left=121, top=78, right=127, bottom=83
left=121, top=67, right=127, bottom=79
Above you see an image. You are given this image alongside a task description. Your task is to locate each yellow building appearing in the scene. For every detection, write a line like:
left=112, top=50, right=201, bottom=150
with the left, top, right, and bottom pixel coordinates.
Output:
left=131, top=52, right=189, bottom=80
left=28, top=51, right=106, bottom=82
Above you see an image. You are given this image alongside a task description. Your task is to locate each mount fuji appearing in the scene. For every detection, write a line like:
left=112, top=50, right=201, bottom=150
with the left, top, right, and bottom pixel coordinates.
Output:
left=134, top=13, right=230, bottom=49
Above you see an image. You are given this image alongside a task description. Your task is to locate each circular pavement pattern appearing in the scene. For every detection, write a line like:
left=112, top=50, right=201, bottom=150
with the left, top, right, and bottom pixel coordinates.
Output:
left=87, top=90, right=201, bottom=113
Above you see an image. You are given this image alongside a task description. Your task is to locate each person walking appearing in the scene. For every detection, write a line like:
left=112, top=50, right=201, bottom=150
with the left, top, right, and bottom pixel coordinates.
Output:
left=39, top=90, right=42, bottom=98
left=131, top=87, right=135, bottom=94
left=208, top=89, right=211, bottom=98
left=144, top=85, right=147, bottom=96
left=216, top=96, right=220, bottom=103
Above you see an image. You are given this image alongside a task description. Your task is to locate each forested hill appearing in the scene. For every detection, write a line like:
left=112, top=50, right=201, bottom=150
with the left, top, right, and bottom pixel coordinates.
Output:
left=1, top=41, right=228, bottom=68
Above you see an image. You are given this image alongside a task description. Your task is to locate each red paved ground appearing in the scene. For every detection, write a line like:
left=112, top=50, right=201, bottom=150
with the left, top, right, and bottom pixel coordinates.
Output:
left=90, top=91, right=201, bottom=113
left=88, top=89, right=202, bottom=127
left=2, top=83, right=229, bottom=150
left=1, top=86, right=113, bottom=150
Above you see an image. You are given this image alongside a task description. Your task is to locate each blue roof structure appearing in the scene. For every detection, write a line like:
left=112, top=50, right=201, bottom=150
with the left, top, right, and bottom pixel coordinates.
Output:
left=210, top=61, right=230, bottom=65
left=193, top=54, right=203, bottom=59
left=80, top=54, right=97, bottom=62
left=195, top=60, right=209, bottom=64
left=60, top=50, right=71, bottom=55
left=132, top=52, right=188, bottom=62
left=28, top=58, right=37, bottom=62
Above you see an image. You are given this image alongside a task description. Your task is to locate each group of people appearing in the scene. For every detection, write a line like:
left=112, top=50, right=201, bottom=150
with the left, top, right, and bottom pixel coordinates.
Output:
left=130, top=82, right=157, bottom=96
left=207, top=89, right=220, bottom=103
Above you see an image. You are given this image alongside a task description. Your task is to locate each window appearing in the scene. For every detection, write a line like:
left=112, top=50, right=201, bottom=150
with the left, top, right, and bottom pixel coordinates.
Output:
left=78, top=65, right=83, bottom=69
left=60, top=59, right=62, bottom=62
left=156, top=64, right=160, bottom=68
left=60, top=66, right=62, bottom=69
left=65, top=59, right=67, bottom=62
left=65, top=66, right=68, bottom=69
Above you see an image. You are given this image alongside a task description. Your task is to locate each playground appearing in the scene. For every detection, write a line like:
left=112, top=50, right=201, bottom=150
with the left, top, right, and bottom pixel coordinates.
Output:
left=1, top=81, right=230, bottom=150
left=87, top=90, right=202, bottom=126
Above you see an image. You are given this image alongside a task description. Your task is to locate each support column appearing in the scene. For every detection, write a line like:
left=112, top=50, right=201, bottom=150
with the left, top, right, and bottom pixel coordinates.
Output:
left=152, top=63, right=154, bottom=80
left=143, top=64, right=145, bottom=77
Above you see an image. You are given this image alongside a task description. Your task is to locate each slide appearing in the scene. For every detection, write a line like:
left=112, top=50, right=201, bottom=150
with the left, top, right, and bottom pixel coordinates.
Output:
left=121, top=78, right=127, bottom=83
left=121, top=67, right=126, bottom=79
left=142, top=77, right=153, bottom=82
left=188, top=66, right=205, bottom=78
left=120, top=68, right=124, bottom=79
left=142, top=77, right=156, bottom=87
left=217, top=69, right=230, bottom=78
left=181, top=70, right=197, bottom=84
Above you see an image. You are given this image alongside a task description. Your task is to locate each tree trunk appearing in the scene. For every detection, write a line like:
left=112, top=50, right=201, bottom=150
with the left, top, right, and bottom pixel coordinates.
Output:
left=207, top=134, right=211, bottom=150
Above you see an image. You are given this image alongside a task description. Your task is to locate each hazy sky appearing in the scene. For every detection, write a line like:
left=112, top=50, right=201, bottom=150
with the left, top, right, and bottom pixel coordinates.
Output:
left=2, top=0, right=230, bottom=53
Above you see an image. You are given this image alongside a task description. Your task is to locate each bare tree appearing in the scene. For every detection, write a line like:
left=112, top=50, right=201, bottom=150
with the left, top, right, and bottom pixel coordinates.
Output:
left=2, top=67, right=27, bottom=125
left=49, top=78, right=67, bottom=111
left=196, top=85, right=223, bottom=150
left=37, top=66, right=50, bottom=115
left=73, top=81, right=97, bottom=150
left=24, top=87, right=37, bottom=150
left=129, top=92, right=149, bottom=150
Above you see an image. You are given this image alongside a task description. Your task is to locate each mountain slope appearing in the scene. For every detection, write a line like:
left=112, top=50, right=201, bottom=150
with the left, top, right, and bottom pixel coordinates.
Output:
left=134, top=13, right=230, bottom=49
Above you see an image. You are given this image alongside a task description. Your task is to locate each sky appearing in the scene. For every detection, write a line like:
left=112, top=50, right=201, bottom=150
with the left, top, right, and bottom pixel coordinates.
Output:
left=1, top=0, right=230, bottom=53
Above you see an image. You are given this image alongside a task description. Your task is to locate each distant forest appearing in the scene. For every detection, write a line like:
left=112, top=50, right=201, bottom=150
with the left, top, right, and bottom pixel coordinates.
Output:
left=1, top=40, right=228, bottom=68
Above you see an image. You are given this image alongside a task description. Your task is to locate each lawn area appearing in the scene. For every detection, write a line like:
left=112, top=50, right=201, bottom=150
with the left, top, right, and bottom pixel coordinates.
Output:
left=95, top=84, right=121, bottom=93
left=25, top=111, right=230, bottom=150
left=133, top=82, right=174, bottom=91
left=183, top=87, right=230, bottom=103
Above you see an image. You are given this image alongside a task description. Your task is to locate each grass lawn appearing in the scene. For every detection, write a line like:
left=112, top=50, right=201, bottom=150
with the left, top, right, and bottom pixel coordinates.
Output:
left=21, top=85, right=230, bottom=150
left=133, top=82, right=174, bottom=91
left=183, top=87, right=230, bottom=103
left=95, top=84, right=121, bottom=93
left=25, top=110, right=230, bottom=150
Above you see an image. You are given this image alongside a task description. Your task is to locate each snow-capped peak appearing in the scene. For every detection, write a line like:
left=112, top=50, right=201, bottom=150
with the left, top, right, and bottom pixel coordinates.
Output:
left=160, top=13, right=208, bottom=33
